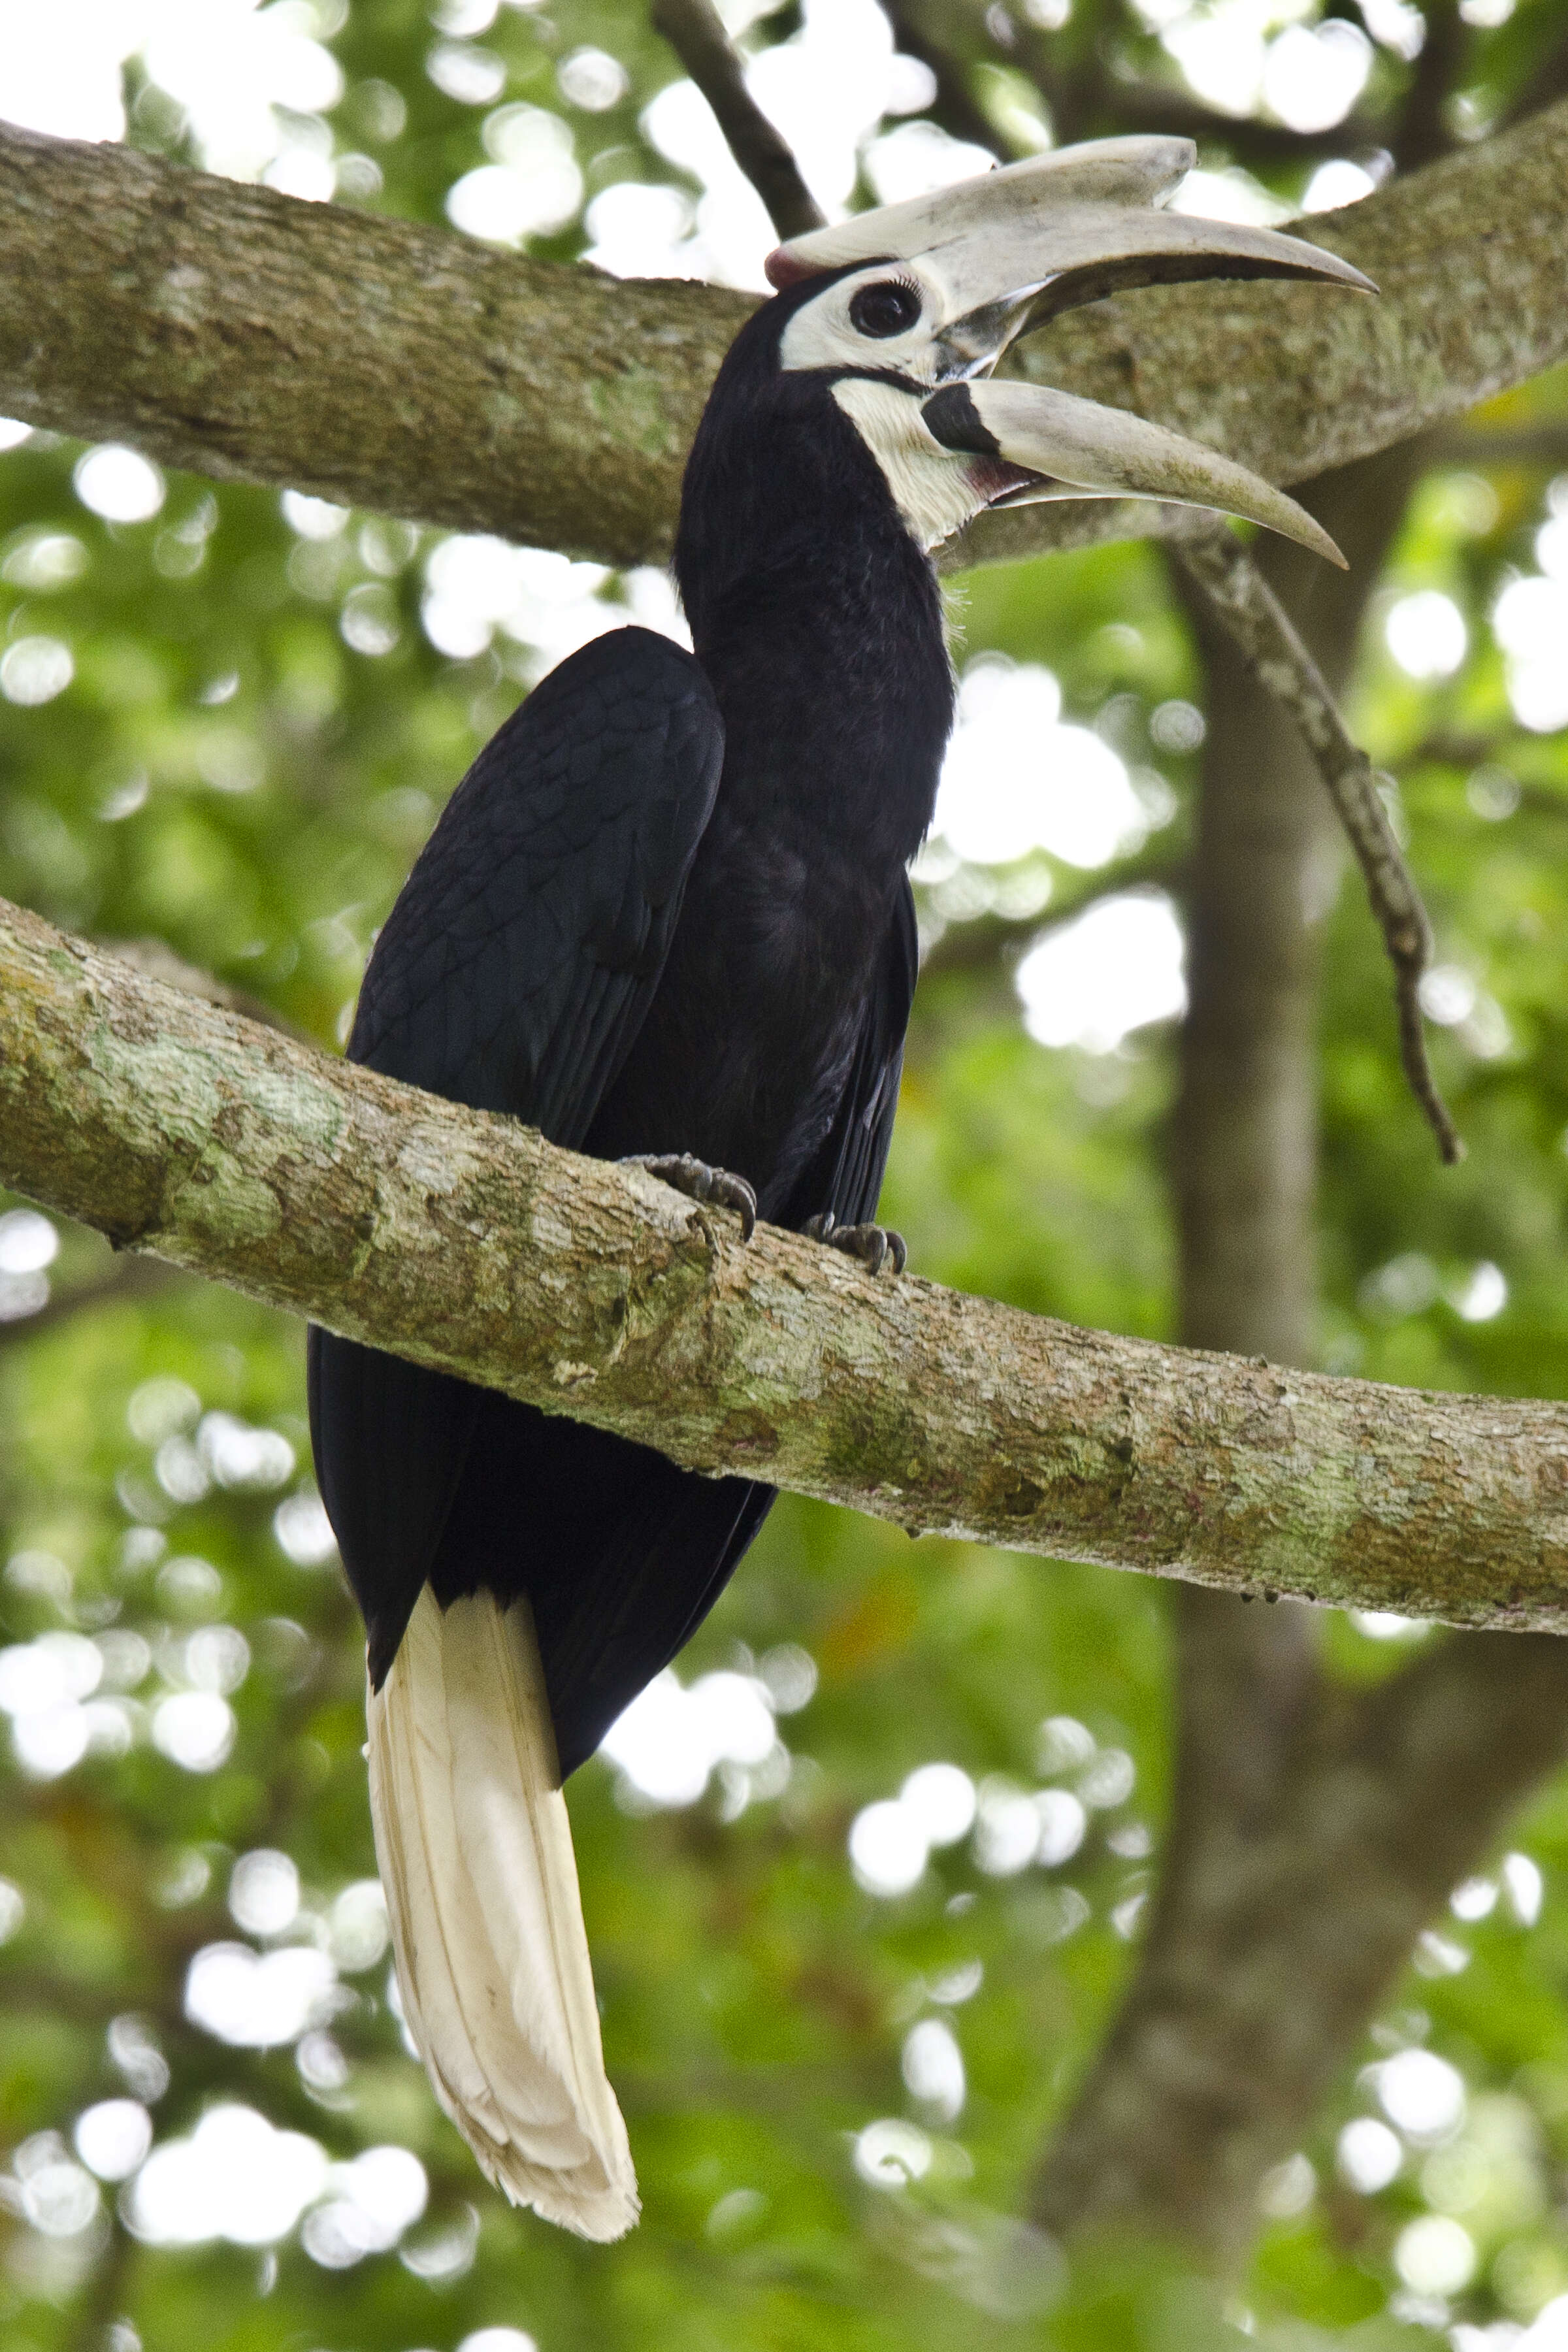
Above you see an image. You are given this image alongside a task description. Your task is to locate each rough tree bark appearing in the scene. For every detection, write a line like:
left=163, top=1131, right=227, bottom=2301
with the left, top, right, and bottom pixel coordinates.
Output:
left=5, top=894, right=1568, bottom=1631
left=1, top=103, right=1567, bottom=571
left=1031, top=454, right=1568, bottom=2262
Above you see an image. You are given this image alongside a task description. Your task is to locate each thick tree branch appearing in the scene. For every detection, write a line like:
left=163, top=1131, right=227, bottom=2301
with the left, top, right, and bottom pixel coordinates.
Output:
left=0, top=124, right=750, bottom=572
left=2, top=103, right=1568, bottom=570
left=1034, top=1618, right=1568, bottom=2261
left=4, top=892, right=1568, bottom=1630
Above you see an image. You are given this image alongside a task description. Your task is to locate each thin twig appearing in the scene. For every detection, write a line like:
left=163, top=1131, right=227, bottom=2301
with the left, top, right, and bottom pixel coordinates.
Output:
left=0, top=1252, right=178, bottom=1350
left=649, top=0, right=824, bottom=242
left=1171, top=521, right=1464, bottom=1166
left=877, top=1, right=1005, bottom=159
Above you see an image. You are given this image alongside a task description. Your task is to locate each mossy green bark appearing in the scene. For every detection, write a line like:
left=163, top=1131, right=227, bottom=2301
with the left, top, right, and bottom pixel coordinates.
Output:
left=2, top=894, right=1567, bottom=1632
left=1, top=102, right=1567, bottom=569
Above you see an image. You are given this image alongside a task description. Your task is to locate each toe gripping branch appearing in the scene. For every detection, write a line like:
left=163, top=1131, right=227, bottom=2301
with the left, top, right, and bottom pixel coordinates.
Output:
left=802, top=1212, right=907, bottom=1277
left=620, top=1152, right=758, bottom=1241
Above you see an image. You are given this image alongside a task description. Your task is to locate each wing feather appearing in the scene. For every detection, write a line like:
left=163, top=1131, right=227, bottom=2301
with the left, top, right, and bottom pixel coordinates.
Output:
left=314, top=627, right=723, bottom=1676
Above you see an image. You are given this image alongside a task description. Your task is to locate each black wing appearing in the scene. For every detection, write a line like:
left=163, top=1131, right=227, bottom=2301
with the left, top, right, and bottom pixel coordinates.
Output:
left=785, top=875, right=918, bottom=1232
left=348, top=627, right=723, bottom=1139
left=441, top=881, right=918, bottom=1776
left=310, top=627, right=725, bottom=1689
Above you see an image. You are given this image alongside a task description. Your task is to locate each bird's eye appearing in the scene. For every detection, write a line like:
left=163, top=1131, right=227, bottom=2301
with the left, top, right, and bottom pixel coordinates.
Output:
left=848, top=280, right=922, bottom=340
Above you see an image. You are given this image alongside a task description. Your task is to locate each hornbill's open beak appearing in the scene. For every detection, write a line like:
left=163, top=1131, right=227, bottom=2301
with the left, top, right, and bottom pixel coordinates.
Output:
left=768, top=136, right=1375, bottom=565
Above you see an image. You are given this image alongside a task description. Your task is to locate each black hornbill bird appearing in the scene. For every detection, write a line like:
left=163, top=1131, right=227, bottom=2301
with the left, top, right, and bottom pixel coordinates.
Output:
left=308, top=137, right=1369, bottom=2237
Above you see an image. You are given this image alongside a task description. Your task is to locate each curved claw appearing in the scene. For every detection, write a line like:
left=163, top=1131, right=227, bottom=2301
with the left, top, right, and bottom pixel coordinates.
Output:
left=802, top=1214, right=907, bottom=1277
left=620, top=1152, right=757, bottom=1242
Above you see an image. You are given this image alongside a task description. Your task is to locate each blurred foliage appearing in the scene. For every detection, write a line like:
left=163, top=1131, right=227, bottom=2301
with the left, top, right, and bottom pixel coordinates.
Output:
left=5, top=2, right=1568, bottom=2350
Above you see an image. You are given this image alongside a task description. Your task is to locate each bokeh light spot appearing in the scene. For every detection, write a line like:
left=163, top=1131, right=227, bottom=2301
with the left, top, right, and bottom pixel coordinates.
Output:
left=1385, top=590, right=1467, bottom=680
left=1, top=635, right=74, bottom=706
left=74, top=2099, right=153, bottom=2183
left=1337, top=2116, right=1402, bottom=2193
left=74, top=445, right=165, bottom=524
left=1378, top=2048, right=1466, bottom=2142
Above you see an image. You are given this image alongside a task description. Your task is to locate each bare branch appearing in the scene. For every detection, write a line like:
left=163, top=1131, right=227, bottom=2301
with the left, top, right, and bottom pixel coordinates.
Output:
left=1169, top=522, right=1462, bottom=1165
left=1390, top=0, right=1465, bottom=174
left=649, top=0, right=824, bottom=241
left=0, top=1254, right=178, bottom=1350
left=5, top=892, right=1568, bottom=1629
left=3, top=104, right=1568, bottom=572
left=1033, top=1610, right=1568, bottom=2259
left=1032, top=444, right=1463, bottom=2262
left=877, top=2, right=1006, bottom=159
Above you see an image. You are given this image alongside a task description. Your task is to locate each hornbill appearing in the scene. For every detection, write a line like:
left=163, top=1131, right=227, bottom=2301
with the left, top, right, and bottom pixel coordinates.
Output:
left=308, top=137, right=1369, bottom=2238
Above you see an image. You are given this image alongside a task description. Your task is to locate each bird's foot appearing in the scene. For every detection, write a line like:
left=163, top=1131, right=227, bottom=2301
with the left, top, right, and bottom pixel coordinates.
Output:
left=802, top=1212, right=907, bottom=1277
left=620, top=1152, right=757, bottom=1242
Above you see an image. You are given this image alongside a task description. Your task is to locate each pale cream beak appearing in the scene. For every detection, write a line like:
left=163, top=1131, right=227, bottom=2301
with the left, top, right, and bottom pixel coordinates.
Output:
left=769, top=133, right=1372, bottom=563
left=767, top=135, right=1373, bottom=353
left=923, top=379, right=1348, bottom=566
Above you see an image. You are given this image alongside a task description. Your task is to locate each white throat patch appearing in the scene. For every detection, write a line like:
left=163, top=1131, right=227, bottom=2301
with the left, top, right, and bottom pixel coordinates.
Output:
left=831, top=378, right=987, bottom=555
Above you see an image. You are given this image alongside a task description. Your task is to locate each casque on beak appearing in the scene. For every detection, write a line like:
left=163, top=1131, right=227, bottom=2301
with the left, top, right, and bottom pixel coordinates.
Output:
left=767, top=136, right=1375, bottom=566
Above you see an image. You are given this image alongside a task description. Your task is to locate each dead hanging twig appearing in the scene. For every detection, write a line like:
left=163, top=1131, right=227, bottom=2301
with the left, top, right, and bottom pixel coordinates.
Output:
left=1171, top=520, right=1463, bottom=1166
left=649, top=0, right=825, bottom=242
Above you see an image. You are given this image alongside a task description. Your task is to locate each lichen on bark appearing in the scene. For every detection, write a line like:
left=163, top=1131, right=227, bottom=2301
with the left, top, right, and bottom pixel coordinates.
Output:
left=2, top=102, right=1568, bottom=572
left=3, top=893, right=1568, bottom=1635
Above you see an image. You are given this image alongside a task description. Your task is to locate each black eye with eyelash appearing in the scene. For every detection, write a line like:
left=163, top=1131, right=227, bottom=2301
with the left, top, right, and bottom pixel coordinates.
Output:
left=848, top=280, right=922, bottom=339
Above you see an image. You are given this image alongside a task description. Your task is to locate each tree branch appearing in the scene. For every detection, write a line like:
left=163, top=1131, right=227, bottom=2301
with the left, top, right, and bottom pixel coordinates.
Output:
left=1169, top=521, right=1462, bottom=1165
left=1390, top=0, right=1465, bottom=175
left=649, top=0, right=824, bottom=240
left=1033, top=1617, right=1568, bottom=2261
left=3, top=101, right=1568, bottom=571
left=0, top=123, right=750, bottom=572
left=4, top=891, right=1568, bottom=1629
left=877, top=2, right=1007, bottom=160
left=0, top=1253, right=178, bottom=1350
left=1025, top=445, right=1568, bottom=2266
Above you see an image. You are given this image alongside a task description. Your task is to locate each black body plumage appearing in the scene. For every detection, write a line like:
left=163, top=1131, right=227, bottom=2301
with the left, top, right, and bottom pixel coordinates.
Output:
left=309, top=279, right=953, bottom=1776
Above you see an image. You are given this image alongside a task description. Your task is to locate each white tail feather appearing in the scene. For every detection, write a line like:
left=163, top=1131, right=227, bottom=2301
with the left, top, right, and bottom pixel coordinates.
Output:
left=367, top=1585, right=639, bottom=2240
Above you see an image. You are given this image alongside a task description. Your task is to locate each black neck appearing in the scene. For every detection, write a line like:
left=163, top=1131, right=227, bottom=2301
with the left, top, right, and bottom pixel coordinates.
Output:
left=674, top=357, right=953, bottom=881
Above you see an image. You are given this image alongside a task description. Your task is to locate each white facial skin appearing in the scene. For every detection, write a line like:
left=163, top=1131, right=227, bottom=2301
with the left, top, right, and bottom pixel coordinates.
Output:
left=828, top=378, right=991, bottom=553
left=776, top=261, right=949, bottom=384
left=778, top=263, right=1005, bottom=551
